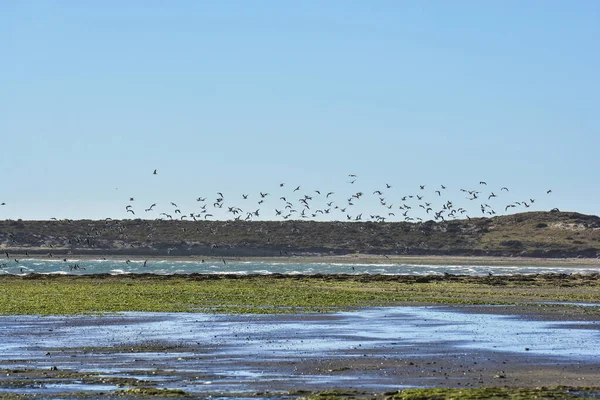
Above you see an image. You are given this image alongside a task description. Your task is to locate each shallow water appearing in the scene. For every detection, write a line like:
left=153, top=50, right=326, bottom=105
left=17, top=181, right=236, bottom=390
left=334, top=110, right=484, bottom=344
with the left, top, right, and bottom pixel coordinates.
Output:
left=1, top=307, right=599, bottom=395
left=1, top=258, right=599, bottom=276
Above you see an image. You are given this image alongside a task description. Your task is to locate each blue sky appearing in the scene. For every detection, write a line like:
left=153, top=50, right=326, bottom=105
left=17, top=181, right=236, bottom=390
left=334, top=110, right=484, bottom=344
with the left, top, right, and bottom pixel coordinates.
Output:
left=1, top=1, right=599, bottom=221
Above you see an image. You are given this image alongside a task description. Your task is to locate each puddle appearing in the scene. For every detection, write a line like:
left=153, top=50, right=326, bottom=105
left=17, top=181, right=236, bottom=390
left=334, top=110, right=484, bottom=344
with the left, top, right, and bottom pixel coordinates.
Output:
left=0, top=382, right=118, bottom=394
left=1, top=307, right=599, bottom=395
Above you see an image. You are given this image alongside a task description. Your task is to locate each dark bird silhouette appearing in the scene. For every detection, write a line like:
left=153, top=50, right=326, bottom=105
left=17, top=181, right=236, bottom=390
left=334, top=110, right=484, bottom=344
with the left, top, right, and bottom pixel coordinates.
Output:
left=480, top=181, right=487, bottom=185
left=153, top=169, right=157, bottom=175
left=326, top=192, right=334, bottom=198
left=171, top=202, right=178, bottom=207
left=293, top=186, right=300, bottom=192
left=127, top=209, right=135, bottom=215
left=501, top=187, right=509, bottom=191
left=547, top=189, right=552, bottom=194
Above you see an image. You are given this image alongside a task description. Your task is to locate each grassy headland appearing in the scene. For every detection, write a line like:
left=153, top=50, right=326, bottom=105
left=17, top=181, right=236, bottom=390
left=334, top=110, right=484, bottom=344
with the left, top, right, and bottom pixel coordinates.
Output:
left=0, top=211, right=599, bottom=259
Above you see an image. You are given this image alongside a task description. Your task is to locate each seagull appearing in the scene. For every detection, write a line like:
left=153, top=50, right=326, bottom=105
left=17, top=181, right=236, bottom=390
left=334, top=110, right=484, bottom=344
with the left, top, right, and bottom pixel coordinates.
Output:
left=171, top=202, right=178, bottom=207
left=501, top=187, right=509, bottom=192
left=153, top=169, right=157, bottom=175
left=547, top=189, right=552, bottom=194
left=480, top=181, right=487, bottom=185
left=127, top=209, right=135, bottom=215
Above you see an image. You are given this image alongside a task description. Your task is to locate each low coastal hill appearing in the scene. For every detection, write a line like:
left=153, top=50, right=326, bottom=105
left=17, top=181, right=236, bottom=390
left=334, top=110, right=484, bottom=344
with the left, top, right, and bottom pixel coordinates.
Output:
left=1, top=211, right=599, bottom=258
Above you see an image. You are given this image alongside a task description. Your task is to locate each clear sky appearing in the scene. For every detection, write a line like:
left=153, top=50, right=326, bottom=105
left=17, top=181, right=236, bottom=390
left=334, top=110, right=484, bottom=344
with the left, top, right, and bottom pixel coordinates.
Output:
left=1, top=1, right=599, bottom=221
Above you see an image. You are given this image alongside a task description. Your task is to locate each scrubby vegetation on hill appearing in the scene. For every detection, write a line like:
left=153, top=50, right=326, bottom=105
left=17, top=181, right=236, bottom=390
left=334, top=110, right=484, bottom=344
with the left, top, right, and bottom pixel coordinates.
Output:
left=0, top=211, right=599, bottom=258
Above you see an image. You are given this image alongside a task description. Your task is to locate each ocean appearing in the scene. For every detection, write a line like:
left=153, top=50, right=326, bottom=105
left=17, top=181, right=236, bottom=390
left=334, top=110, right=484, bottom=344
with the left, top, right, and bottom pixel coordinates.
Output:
left=1, top=258, right=598, bottom=276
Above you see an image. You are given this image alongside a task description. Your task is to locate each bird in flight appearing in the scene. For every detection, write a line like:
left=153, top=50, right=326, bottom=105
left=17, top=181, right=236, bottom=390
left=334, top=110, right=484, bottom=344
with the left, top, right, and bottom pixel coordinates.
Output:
left=480, top=181, right=487, bottom=185
left=153, top=169, right=157, bottom=175
left=547, top=189, right=552, bottom=194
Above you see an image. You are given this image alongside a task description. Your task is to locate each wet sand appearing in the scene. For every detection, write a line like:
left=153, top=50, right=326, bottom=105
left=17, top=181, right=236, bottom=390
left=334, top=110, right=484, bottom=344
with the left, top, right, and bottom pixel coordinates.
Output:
left=1, top=305, right=600, bottom=397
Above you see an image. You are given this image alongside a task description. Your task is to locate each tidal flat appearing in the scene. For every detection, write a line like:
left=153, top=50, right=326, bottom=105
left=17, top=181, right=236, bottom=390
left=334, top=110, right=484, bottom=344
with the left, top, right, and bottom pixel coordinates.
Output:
left=1, top=274, right=600, bottom=398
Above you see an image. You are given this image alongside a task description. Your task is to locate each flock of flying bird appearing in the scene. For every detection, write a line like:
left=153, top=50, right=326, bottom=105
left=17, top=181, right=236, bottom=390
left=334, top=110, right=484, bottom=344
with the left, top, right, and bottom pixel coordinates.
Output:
left=119, top=170, right=554, bottom=224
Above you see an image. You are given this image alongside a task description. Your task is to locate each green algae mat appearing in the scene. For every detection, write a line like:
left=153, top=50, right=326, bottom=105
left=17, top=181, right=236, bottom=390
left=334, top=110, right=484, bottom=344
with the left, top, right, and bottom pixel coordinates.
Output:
left=1, top=273, right=599, bottom=315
